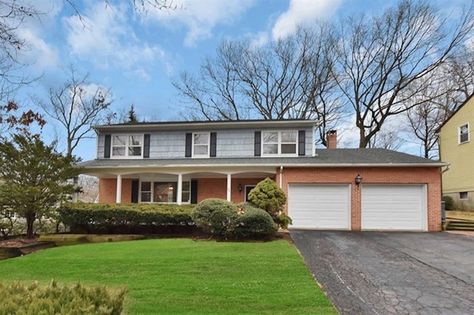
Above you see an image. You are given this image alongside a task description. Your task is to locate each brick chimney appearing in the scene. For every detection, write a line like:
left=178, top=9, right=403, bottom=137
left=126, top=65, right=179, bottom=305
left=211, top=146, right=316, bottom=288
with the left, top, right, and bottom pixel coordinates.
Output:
left=326, top=130, right=337, bottom=149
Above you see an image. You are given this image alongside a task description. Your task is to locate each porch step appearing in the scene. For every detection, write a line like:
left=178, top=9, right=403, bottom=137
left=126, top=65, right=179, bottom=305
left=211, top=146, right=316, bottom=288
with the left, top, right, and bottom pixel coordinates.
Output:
left=446, top=220, right=474, bottom=231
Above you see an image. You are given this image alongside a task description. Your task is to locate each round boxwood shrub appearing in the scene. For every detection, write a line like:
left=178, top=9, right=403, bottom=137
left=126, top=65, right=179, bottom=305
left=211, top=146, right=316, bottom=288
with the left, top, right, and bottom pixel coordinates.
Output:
left=192, top=199, right=238, bottom=237
left=442, top=195, right=455, bottom=210
left=234, top=203, right=278, bottom=239
left=248, top=178, right=286, bottom=215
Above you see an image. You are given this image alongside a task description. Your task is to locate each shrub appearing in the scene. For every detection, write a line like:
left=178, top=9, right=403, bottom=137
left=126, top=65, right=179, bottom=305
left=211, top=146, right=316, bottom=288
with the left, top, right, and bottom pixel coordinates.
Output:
left=248, top=178, right=287, bottom=215
left=58, top=203, right=195, bottom=234
left=443, top=196, right=455, bottom=210
left=234, top=203, right=277, bottom=239
left=192, top=199, right=238, bottom=237
left=273, top=213, right=292, bottom=230
left=0, top=280, right=126, bottom=315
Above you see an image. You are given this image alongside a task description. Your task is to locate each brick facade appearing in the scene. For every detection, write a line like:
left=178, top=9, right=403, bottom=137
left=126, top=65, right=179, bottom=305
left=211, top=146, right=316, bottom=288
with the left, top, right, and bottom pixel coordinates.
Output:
left=98, top=178, right=132, bottom=204
left=279, top=167, right=442, bottom=232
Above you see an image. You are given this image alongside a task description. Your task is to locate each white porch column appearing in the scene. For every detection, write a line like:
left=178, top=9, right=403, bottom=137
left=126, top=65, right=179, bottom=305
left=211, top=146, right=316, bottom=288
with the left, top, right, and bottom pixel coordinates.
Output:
left=177, top=173, right=183, bottom=205
left=116, top=174, right=122, bottom=204
left=226, top=173, right=232, bottom=202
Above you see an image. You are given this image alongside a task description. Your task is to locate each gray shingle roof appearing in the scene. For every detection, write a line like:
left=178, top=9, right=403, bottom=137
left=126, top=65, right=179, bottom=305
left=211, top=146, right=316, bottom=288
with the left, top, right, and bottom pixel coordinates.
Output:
left=78, top=148, right=443, bottom=169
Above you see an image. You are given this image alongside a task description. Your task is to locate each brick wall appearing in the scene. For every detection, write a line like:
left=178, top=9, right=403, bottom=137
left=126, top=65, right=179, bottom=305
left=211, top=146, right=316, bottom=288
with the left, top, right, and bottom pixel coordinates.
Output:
left=196, top=177, right=270, bottom=203
left=280, top=167, right=442, bottom=232
left=98, top=178, right=132, bottom=203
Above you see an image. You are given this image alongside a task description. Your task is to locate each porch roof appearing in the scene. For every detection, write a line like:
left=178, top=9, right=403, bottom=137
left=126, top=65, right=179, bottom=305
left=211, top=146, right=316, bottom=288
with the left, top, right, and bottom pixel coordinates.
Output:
left=78, top=149, right=444, bottom=170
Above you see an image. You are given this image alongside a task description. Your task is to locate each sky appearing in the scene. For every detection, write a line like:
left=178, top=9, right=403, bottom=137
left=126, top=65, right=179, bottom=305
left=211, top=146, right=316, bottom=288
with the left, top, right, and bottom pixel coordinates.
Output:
left=10, top=0, right=473, bottom=160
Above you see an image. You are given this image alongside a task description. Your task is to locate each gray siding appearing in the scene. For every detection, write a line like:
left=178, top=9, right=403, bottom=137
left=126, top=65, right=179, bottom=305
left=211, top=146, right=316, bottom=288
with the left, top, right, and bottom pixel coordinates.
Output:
left=97, top=127, right=314, bottom=159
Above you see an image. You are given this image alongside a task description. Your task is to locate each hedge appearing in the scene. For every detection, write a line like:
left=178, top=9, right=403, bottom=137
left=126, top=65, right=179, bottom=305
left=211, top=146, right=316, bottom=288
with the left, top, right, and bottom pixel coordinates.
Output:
left=0, top=281, right=126, bottom=315
left=58, top=203, right=195, bottom=234
left=234, top=203, right=277, bottom=239
left=192, top=199, right=238, bottom=237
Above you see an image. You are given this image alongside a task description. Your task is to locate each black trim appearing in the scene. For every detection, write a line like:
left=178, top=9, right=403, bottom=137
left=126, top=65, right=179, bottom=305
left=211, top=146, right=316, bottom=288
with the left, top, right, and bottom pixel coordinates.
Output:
left=131, top=179, right=139, bottom=203
left=210, top=132, right=217, bottom=157
left=254, top=131, right=261, bottom=156
left=104, top=134, right=111, bottom=158
left=191, top=180, right=198, bottom=204
left=185, top=133, right=192, bottom=157
left=143, top=134, right=150, bottom=158
left=298, top=130, right=306, bottom=156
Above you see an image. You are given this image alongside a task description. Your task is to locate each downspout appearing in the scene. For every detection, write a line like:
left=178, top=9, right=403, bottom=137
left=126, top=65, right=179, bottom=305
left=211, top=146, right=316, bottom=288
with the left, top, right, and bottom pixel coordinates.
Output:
left=279, top=166, right=283, bottom=188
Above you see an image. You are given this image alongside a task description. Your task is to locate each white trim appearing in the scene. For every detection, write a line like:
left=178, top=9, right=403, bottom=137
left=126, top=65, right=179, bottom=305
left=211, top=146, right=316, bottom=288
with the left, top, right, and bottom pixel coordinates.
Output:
left=191, top=132, right=211, bottom=158
left=458, top=122, right=470, bottom=144
left=111, top=134, right=144, bottom=159
left=177, top=174, right=183, bottom=205
left=244, top=185, right=256, bottom=202
left=116, top=174, right=122, bottom=203
left=261, top=130, right=298, bottom=157
left=226, top=173, right=232, bottom=201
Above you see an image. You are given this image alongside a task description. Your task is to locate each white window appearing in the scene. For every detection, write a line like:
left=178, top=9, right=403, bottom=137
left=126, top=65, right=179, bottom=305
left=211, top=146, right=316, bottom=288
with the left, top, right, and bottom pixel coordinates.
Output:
left=460, top=191, right=468, bottom=200
left=192, top=132, right=210, bottom=157
left=139, top=180, right=191, bottom=203
left=262, top=130, right=298, bottom=156
left=244, top=185, right=256, bottom=202
left=112, top=135, right=143, bottom=157
left=459, top=123, right=470, bottom=144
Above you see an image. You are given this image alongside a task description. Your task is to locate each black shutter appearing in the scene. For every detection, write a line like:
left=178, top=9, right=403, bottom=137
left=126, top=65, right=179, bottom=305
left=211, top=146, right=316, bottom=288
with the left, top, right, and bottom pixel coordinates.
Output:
left=298, top=130, right=306, bottom=156
left=104, top=134, right=111, bottom=158
left=254, top=131, right=261, bottom=156
left=210, top=132, right=217, bottom=157
left=143, top=134, right=150, bottom=158
left=185, top=133, right=192, bottom=157
left=191, top=180, right=198, bottom=204
left=131, top=179, right=139, bottom=203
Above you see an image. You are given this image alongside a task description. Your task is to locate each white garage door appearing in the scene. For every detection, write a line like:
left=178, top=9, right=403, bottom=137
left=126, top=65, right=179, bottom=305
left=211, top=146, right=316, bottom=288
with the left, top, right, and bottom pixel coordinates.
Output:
left=288, top=184, right=351, bottom=230
left=361, top=185, right=427, bottom=231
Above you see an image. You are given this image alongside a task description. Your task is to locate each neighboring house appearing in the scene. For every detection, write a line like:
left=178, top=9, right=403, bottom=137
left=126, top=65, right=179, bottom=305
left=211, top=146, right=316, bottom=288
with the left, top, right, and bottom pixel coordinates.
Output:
left=80, top=119, right=444, bottom=231
left=439, top=94, right=474, bottom=210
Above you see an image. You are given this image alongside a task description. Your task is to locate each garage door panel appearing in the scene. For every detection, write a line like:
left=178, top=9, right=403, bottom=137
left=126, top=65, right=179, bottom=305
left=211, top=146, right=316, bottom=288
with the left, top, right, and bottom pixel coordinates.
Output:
left=362, top=185, right=427, bottom=231
left=288, top=184, right=350, bottom=230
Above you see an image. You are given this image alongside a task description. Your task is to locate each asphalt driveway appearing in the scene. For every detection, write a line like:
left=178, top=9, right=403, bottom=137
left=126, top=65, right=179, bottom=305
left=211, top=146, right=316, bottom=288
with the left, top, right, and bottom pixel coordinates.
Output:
left=291, top=231, right=474, bottom=315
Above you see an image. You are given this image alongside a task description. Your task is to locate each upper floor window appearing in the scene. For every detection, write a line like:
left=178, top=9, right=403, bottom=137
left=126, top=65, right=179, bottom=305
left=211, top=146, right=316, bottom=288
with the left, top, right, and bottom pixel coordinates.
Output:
left=459, top=123, right=470, bottom=144
left=112, top=135, right=143, bottom=157
left=262, top=130, right=298, bottom=156
left=192, top=132, right=210, bottom=157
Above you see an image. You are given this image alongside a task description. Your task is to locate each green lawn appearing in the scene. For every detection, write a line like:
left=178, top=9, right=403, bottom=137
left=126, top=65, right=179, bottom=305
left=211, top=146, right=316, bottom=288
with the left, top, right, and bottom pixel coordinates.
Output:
left=0, top=239, right=336, bottom=314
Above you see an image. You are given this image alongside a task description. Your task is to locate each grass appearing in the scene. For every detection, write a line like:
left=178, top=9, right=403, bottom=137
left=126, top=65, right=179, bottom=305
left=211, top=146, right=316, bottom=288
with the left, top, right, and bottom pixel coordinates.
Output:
left=0, top=239, right=336, bottom=314
left=446, top=210, right=474, bottom=220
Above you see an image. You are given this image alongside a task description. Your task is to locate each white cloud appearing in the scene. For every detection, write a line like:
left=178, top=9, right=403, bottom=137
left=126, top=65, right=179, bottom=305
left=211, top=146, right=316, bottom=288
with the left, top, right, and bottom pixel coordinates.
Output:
left=65, top=3, right=168, bottom=78
left=17, top=28, right=59, bottom=71
left=272, top=0, right=342, bottom=40
left=144, top=0, right=255, bottom=46
left=248, top=31, right=270, bottom=49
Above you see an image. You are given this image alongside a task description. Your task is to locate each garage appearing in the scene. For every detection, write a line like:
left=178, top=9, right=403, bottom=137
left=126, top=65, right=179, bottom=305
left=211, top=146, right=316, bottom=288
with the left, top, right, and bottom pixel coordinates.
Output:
left=288, top=184, right=351, bottom=230
left=361, top=185, right=427, bottom=231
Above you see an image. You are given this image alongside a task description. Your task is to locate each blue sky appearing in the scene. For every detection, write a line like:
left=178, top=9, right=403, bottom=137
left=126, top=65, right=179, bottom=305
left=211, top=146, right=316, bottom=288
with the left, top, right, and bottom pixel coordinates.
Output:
left=12, top=0, right=472, bottom=160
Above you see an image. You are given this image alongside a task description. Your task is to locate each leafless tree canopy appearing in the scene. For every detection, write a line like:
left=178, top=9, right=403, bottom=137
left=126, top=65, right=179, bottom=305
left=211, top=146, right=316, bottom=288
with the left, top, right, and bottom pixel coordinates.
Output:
left=174, top=27, right=344, bottom=146
left=40, top=68, right=112, bottom=157
left=335, top=0, right=474, bottom=148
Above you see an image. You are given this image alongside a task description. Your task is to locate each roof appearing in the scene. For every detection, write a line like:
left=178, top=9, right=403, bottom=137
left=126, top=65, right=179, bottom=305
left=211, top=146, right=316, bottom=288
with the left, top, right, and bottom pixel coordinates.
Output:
left=78, top=148, right=444, bottom=169
left=93, top=119, right=316, bottom=132
left=437, top=93, right=474, bottom=132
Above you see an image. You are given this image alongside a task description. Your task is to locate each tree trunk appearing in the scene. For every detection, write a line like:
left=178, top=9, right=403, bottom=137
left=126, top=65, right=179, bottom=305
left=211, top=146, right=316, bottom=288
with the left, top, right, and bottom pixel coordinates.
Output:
left=26, top=212, right=36, bottom=239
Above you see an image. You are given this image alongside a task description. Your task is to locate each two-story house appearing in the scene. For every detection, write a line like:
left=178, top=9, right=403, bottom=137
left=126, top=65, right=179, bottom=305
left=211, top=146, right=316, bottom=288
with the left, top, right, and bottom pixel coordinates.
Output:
left=439, top=94, right=474, bottom=209
left=80, top=119, right=444, bottom=231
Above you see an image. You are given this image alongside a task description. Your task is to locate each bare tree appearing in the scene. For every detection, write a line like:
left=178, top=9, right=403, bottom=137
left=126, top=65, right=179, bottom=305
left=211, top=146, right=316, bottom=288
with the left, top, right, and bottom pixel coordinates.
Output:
left=174, top=27, right=344, bottom=145
left=369, top=128, right=405, bottom=151
left=40, top=68, right=112, bottom=157
left=334, top=0, right=474, bottom=148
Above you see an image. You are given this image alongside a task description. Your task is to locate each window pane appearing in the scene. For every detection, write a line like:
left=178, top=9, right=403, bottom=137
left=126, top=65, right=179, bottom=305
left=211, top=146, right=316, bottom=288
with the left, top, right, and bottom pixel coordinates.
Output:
left=182, top=181, right=190, bottom=191
left=194, top=133, right=209, bottom=145
left=141, top=182, right=151, bottom=192
left=154, top=182, right=177, bottom=203
left=112, top=147, right=125, bottom=156
left=129, top=135, right=142, bottom=146
left=263, top=144, right=278, bottom=154
left=263, top=132, right=278, bottom=143
left=194, top=145, right=208, bottom=156
left=128, top=146, right=142, bottom=156
left=281, top=143, right=297, bottom=154
left=281, top=131, right=297, bottom=142
left=113, top=135, right=126, bottom=146
left=182, top=192, right=190, bottom=203
left=141, top=192, right=151, bottom=202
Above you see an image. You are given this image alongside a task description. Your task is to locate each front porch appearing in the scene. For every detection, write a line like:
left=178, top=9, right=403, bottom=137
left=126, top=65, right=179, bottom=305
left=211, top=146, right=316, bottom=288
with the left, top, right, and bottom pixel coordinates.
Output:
left=96, top=170, right=277, bottom=205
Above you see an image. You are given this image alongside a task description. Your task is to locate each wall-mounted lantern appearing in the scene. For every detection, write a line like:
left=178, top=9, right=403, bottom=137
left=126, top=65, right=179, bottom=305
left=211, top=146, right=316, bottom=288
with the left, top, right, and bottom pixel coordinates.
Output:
left=355, top=174, right=363, bottom=185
